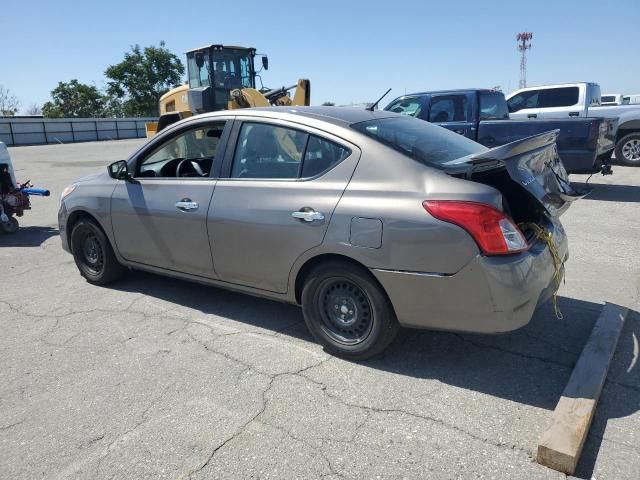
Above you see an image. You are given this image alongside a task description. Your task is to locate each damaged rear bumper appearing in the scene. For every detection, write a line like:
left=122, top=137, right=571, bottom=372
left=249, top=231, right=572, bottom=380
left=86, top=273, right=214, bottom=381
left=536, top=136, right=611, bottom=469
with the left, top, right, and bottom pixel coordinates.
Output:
left=372, top=218, right=568, bottom=334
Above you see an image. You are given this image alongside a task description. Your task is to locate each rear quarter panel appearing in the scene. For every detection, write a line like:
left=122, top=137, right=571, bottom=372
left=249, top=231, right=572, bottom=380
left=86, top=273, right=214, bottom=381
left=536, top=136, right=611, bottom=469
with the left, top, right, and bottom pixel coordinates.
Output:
left=307, top=140, right=500, bottom=275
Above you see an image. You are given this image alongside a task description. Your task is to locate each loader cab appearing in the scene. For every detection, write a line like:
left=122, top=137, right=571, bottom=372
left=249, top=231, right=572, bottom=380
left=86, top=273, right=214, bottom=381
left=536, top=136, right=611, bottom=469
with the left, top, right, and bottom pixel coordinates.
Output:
left=186, top=45, right=261, bottom=113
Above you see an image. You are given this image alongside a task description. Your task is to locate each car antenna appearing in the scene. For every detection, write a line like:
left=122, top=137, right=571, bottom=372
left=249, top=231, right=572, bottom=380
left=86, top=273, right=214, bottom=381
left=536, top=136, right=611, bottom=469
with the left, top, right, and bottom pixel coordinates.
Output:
left=366, top=88, right=392, bottom=111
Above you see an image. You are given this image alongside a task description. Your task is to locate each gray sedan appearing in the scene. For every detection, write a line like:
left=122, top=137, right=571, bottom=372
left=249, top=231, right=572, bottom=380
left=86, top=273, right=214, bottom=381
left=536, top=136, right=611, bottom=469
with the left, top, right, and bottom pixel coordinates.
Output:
left=58, top=107, right=579, bottom=359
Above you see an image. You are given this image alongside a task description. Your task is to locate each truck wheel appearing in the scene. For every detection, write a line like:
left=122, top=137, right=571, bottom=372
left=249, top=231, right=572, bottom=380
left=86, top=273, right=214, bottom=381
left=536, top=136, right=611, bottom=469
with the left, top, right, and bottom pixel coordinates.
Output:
left=301, top=261, right=399, bottom=360
left=615, top=132, right=640, bottom=166
left=0, top=217, right=19, bottom=234
left=70, top=219, right=125, bottom=285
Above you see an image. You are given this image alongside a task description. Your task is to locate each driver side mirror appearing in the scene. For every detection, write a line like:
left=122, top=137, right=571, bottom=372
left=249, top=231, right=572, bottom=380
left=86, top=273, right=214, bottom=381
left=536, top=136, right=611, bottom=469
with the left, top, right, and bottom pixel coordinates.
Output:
left=262, top=56, right=269, bottom=71
left=108, top=160, right=132, bottom=181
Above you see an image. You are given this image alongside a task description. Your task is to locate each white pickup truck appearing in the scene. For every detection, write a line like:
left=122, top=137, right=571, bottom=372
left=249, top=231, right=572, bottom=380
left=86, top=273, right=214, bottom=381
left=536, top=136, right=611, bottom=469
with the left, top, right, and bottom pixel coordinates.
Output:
left=506, top=83, right=640, bottom=166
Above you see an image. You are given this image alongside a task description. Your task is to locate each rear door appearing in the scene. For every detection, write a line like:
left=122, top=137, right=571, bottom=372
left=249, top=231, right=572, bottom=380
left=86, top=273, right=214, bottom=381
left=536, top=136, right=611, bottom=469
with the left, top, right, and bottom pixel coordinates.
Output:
left=207, top=118, right=359, bottom=293
left=535, top=86, right=584, bottom=118
left=422, top=93, right=475, bottom=139
left=110, top=119, right=231, bottom=278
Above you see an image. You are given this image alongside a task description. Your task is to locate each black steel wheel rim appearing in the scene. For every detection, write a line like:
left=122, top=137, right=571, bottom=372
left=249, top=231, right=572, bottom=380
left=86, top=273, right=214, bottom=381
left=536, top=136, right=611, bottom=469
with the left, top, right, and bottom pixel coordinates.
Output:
left=317, top=277, right=373, bottom=345
left=80, top=231, right=104, bottom=274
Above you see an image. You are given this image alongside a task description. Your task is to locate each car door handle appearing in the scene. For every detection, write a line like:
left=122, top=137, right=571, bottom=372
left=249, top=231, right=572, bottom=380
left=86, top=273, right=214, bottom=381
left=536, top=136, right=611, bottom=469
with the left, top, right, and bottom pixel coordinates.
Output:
left=527, top=114, right=537, bottom=119
left=175, top=200, right=199, bottom=211
left=569, top=111, right=579, bottom=117
left=291, top=210, right=324, bottom=222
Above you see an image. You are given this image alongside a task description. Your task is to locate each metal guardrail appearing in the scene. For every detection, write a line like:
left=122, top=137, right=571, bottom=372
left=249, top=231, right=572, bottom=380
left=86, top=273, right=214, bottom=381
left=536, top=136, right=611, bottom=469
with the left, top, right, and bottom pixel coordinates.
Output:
left=0, top=117, right=157, bottom=146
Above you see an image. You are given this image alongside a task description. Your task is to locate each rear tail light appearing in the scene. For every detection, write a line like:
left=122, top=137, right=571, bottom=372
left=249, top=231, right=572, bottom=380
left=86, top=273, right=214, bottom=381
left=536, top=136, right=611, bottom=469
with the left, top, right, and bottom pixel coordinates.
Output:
left=423, top=200, right=528, bottom=255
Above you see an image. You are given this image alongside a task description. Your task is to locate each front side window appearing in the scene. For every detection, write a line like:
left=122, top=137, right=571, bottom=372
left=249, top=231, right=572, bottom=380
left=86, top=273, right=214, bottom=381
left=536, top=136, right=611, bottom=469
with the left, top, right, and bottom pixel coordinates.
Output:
left=386, top=97, right=424, bottom=117
left=507, top=90, right=540, bottom=112
left=187, top=53, right=211, bottom=89
left=539, top=87, right=579, bottom=108
left=428, top=95, right=469, bottom=122
left=138, top=122, right=226, bottom=178
left=479, top=93, right=509, bottom=120
left=351, top=116, right=484, bottom=167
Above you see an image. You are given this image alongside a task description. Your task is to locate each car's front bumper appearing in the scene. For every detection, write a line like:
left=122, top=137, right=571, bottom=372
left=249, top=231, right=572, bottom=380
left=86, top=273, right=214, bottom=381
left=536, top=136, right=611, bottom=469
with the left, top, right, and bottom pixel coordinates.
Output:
left=58, top=201, right=71, bottom=253
left=372, top=218, right=568, bottom=334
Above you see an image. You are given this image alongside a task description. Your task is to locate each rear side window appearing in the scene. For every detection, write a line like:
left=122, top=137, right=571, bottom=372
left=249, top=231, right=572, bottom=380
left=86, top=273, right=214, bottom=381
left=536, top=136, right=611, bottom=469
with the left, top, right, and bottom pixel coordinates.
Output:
left=507, top=90, right=540, bottom=112
left=302, top=136, right=350, bottom=177
left=352, top=116, right=485, bottom=167
left=231, top=122, right=350, bottom=179
left=428, top=95, right=469, bottom=122
left=386, top=97, right=424, bottom=117
left=479, top=93, right=509, bottom=120
left=539, top=87, right=579, bottom=108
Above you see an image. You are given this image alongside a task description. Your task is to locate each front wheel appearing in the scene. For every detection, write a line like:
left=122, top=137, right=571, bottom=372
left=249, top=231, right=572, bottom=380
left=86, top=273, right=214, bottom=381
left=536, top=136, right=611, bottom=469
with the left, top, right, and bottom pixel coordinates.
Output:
left=0, top=216, right=19, bottom=234
left=301, top=261, right=399, bottom=360
left=615, top=132, right=640, bottom=166
left=70, top=219, right=124, bottom=285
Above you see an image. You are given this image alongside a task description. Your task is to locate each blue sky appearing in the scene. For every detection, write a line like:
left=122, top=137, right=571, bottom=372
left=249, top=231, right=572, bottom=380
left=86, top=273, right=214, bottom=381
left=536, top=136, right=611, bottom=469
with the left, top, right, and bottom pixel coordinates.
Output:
left=3, top=0, right=639, bottom=112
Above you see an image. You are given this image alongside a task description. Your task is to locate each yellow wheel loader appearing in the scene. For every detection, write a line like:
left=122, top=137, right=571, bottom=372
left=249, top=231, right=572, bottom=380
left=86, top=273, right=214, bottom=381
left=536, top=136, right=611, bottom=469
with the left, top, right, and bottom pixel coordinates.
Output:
left=146, top=45, right=310, bottom=137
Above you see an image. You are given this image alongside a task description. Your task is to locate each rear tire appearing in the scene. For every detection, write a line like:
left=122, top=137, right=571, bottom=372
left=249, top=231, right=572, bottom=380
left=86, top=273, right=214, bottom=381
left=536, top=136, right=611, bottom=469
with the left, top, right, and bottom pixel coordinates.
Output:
left=301, top=261, right=399, bottom=360
left=615, top=132, right=640, bottom=166
left=70, top=219, right=124, bottom=285
left=0, top=217, right=19, bottom=234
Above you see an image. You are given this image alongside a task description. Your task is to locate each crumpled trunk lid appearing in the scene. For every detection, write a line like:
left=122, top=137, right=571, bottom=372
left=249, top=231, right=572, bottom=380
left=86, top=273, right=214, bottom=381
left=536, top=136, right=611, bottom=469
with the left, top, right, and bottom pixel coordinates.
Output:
left=442, top=130, right=583, bottom=217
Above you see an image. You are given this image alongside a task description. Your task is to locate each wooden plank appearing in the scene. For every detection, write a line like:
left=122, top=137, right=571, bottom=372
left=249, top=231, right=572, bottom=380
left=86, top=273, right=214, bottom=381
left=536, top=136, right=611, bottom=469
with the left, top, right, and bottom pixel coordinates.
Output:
left=537, top=302, right=628, bottom=474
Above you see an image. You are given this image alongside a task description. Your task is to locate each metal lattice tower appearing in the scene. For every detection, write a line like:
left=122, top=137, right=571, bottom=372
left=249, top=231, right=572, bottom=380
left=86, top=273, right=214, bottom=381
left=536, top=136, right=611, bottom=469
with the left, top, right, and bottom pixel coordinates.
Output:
left=517, top=32, right=533, bottom=89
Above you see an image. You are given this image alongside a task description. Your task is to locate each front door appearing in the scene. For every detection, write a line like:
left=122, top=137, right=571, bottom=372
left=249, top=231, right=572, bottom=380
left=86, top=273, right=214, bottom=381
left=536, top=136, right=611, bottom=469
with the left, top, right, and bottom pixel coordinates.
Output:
left=111, top=120, right=230, bottom=278
left=424, top=94, right=475, bottom=139
left=208, top=120, right=359, bottom=293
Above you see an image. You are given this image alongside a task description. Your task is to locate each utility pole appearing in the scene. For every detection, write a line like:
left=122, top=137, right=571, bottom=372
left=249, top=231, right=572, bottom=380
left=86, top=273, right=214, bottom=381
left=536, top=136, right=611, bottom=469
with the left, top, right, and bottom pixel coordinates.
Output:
left=517, top=32, right=533, bottom=89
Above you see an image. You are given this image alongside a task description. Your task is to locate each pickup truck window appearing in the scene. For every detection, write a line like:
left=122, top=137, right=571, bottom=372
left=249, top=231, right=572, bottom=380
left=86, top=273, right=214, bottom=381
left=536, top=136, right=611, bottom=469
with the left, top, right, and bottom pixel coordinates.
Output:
left=479, top=93, right=509, bottom=120
left=429, top=95, right=469, bottom=122
left=507, top=90, right=540, bottom=112
left=386, top=97, right=423, bottom=117
left=351, top=116, right=484, bottom=167
left=539, top=87, right=579, bottom=108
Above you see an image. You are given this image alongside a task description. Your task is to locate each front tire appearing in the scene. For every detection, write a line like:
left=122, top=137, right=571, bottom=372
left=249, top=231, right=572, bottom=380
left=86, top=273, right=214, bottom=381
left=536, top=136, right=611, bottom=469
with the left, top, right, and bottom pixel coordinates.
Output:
left=615, top=132, right=640, bottom=166
left=0, top=217, right=19, bottom=234
left=301, top=261, right=399, bottom=360
left=70, top=219, right=124, bottom=285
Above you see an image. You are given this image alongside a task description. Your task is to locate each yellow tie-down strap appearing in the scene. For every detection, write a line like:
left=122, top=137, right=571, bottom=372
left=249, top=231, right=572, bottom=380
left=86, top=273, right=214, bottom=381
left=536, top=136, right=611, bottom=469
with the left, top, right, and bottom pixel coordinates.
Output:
left=519, top=222, right=564, bottom=320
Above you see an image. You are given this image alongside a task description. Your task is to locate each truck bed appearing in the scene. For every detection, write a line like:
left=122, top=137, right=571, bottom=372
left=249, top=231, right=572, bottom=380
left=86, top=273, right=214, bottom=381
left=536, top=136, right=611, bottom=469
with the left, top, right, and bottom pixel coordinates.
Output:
left=477, top=117, right=617, bottom=174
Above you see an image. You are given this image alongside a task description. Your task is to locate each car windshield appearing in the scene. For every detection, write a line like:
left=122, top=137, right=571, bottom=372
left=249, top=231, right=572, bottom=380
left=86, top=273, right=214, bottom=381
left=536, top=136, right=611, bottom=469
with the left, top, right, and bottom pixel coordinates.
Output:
left=351, top=116, right=485, bottom=166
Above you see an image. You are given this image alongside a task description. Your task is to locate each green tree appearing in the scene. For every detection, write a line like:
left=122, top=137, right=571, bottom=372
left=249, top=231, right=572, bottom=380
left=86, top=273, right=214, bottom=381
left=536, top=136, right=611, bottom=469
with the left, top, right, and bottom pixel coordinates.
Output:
left=42, top=80, right=106, bottom=118
left=321, top=101, right=335, bottom=106
left=105, top=42, right=184, bottom=117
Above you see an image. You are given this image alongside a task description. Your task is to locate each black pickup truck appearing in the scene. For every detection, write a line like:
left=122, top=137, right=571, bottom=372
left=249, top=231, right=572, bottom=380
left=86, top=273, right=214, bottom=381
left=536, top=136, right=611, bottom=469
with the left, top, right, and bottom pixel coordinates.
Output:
left=384, top=89, right=617, bottom=174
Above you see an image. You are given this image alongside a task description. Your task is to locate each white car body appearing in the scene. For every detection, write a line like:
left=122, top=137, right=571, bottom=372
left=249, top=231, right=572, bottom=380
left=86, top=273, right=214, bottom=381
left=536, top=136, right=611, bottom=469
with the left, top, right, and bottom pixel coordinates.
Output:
left=506, top=83, right=640, bottom=165
left=623, top=94, right=640, bottom=105
left=601, top=93, right=624, bottom=106
left=0, top=142, right=17, bottom=187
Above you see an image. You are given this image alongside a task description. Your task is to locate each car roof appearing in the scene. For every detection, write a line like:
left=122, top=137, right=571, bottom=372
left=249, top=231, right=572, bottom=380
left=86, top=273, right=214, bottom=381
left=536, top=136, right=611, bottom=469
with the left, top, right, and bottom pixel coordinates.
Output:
left=193, top=106, right=397, bottom=127
left=395, top=88, right=494, bottom=96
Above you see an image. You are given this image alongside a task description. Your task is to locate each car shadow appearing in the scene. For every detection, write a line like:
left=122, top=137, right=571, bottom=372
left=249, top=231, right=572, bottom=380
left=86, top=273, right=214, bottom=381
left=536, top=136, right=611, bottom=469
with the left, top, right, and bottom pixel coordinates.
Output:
left=572, top=181, right=640, bottom=203
left=0, top=226, right=59, bottom=247
left=108, top=271, right=638, bottom=478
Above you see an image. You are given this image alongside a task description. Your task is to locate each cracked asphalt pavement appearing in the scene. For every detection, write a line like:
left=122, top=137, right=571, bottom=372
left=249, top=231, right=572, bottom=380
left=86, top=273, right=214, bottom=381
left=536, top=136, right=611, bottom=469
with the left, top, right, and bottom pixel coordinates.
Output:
left=1, top=139, right=639, bottom=479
